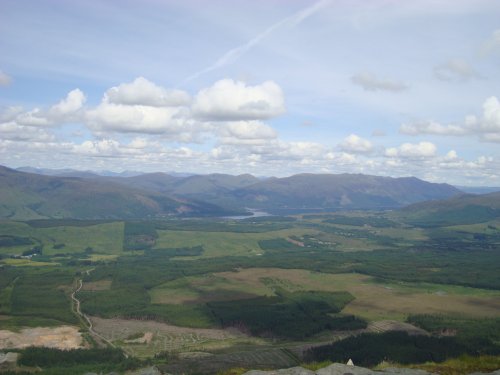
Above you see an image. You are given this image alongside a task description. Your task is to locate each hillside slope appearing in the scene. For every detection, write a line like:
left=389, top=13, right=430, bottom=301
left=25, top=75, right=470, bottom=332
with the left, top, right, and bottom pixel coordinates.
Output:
left=226, top=173, right=461, bottom=213
left=116, top=172, right=259, bottom=198
left=398, top=191, right=500, bottom=226
left=0, top=166, right=231, bottom=219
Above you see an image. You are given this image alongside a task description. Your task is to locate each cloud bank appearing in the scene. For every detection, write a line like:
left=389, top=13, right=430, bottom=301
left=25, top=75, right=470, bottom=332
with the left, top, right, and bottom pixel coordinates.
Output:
left=1, top=76, right=499, bottom=185
left=400, top=96, right=500, bottom=143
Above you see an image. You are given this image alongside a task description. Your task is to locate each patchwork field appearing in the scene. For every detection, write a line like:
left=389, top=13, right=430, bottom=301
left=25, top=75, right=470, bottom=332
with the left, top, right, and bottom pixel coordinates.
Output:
left=212, top=268, right=500, bottom=321
left=150, top=273, right=273, bottom=305
left=153, top=228, right=318, bottom=258
left=0, top=220, right=124, bottom=256
left=37, top=222, right=125, bottom=255
left=0, top=214, right=499, bottom=373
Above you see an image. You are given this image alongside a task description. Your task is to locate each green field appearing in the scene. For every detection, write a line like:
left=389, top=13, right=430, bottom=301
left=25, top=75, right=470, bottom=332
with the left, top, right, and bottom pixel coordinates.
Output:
left=153, top=227, right=318, bottom=257
left=0, top=220, right=124, bottom=256
left=150, top=273, right=273, bottom=304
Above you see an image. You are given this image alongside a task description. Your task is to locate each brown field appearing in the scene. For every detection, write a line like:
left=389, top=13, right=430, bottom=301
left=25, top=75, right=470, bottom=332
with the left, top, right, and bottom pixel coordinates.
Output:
left=148, top=267, right=500, bottom=322
left=91, top=316, right=236, bottom=341
left=215, top=268, right=500, bottom=321
left=90, top=316, right=267, bottom=357
left=366, top=320, right=429, bottom=335
left=81, top=279, right=112, bottom=291
left=0, top=326, right=83, bottom=350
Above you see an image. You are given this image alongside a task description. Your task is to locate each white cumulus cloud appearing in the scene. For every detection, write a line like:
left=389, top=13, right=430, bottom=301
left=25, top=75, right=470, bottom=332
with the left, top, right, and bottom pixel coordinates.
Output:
left=444, top=150, right=459, bottom=161
left=105, top=77, right=190, bottom=107
left=218, top=120, right=278, bottom=145
left=385, top=142, right=437, bottom=159
left=0, top=89, right=86, bottom=130
left=480, top=96, right=500, bottom=132
left=192, top=79, right=285, bottom=121
left=399, top=96, right=500, bottom=142
left=339, top=134, right=373, bottom=153
left=48, top=89, right=86, bottom=118
left=85, top=102, right=190, bottom=135
left=0, top=122, right=55, bottom=142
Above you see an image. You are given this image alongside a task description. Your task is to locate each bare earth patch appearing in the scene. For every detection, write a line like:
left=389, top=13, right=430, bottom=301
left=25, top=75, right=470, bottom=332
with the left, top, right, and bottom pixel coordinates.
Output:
left=91, top=316, right=239, bottom=341
left=0, top=326, right=83, bottom=350
left=81, top=279, right=112, bottom=291
left=125, top=331, right=154, bottom=344
left=89, top=316, right=257, bottom=357
left=367, top=320, right=429, bottom=335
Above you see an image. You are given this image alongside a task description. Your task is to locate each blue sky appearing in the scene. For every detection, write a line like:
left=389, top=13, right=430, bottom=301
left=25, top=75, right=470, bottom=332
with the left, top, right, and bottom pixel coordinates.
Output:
left=1, top=0, right=500, bottom=185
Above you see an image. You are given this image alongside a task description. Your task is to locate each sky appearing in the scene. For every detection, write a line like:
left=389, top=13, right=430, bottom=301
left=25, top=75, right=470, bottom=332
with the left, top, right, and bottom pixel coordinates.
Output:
left=1, top=0, right=500, bottom=185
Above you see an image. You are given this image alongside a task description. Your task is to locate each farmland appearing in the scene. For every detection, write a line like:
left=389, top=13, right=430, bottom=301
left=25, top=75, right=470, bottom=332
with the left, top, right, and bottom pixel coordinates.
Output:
left=0, top=212, right=499, bottom=373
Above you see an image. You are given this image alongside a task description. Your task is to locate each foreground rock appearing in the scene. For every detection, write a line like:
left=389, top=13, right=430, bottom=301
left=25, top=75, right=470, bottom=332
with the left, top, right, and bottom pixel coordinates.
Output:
left=244, top=363, right=438, bottom=375
left=243, top=364, right=499, bottom=375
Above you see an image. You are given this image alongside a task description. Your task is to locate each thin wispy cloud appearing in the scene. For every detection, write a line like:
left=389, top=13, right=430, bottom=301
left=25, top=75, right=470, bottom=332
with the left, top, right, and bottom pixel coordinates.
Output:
left=181, top=0, right=332, bottom=85
left=0, top=70, right=12, bottom=86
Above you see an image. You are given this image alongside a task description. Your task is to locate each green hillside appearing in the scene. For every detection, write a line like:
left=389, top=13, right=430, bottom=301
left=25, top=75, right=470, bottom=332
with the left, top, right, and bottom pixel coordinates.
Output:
left=0, top=166, right=234, bottom=219
left=228, top=173, right=461, bottom=212
left=397, top=192, right=500, bottom=226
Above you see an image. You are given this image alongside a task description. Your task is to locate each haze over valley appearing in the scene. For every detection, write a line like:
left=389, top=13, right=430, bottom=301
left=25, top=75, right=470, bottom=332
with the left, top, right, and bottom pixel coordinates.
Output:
left=1, top=1, right=500, bottom=374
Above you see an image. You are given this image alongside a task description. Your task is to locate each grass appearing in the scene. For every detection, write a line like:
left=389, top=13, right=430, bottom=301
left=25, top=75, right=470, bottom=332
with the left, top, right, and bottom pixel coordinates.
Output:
left=86, top=254, right=119, bottom=262
left=153, top=228, right=318, bottom=258
left=0, top=221, right=124, bottom=256
left=217, top=367, right=249, bottom=375
left=303, top=224, right=403, bottom=252
left=214, top=268, right=500, bottom=321
left=446, top=220, right=500, bottom=233
left=0, top=221, right=39, bottom=255
left=0, top=315, right=66, bottom=331
left=150, top=274, right=272, bottom=305
left=373, top=226, right=428, bottom=241
left=81, top=279, right=112, bottom=291
left=0, top=286, right=13, bottom=314
left=144, top=267, right=500, bottom=330
left=372, top=278, right=500, bottom=297
left=409, top=355, right=500, bottom=375
left=1, top=258, right=59, bottom=267
left=39, top=221, right=124, bottom=255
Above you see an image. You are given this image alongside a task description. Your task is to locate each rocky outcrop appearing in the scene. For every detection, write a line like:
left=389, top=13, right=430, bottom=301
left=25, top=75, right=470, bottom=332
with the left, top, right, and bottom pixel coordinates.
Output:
left=243, top=363, right=436, bottom=375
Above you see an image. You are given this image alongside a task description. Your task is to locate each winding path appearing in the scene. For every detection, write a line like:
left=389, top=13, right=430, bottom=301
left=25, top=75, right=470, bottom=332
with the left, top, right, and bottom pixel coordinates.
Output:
left=71, top=269, right=127, bottom=355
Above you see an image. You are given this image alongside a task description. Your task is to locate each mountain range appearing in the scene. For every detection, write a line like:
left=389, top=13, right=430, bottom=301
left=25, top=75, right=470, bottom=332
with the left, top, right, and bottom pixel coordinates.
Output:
left=0, top=166, right=235, bottom=220
left=0, top=165, right=468, bottom=220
